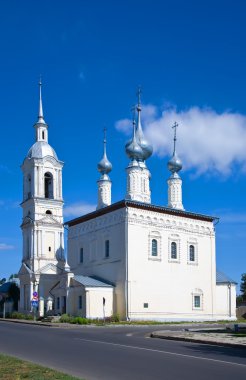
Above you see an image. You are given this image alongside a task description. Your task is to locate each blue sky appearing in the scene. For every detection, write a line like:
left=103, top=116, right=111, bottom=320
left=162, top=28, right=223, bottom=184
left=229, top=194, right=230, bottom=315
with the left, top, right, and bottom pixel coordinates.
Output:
left=0, top=0, right=245, bottom=290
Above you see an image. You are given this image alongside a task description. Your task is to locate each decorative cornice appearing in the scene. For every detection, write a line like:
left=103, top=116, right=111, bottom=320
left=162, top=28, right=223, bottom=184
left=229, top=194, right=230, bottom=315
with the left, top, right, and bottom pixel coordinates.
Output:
left=66, top=199, right=218, bottom=227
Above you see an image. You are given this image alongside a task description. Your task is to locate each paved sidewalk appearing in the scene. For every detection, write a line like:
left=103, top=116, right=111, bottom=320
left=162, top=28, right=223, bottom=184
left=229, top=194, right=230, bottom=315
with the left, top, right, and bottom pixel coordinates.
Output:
left=151, top=327, right=246, bottom=348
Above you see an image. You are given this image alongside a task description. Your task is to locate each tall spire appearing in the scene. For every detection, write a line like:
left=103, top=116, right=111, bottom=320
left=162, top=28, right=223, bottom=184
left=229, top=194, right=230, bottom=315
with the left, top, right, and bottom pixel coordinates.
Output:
left=125, top=106, right=144, bottom=162
left=168, top=122, right=182, bottom=175
left=34, top=77, right=48, bottom=143
left=135, top=86, right=153, bottom=161
left=97, top=128, right=112, bottom=210
left=38, top=76, right=45, bottom=124
left=97, top=128, right=112, bottom=176
left=167, top=122, right=184, bottom=210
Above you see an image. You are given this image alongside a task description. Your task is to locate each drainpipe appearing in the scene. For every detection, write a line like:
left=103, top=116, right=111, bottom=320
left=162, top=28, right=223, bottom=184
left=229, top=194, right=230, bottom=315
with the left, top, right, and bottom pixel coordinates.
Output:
left=125, top=207, right=129, bottom=321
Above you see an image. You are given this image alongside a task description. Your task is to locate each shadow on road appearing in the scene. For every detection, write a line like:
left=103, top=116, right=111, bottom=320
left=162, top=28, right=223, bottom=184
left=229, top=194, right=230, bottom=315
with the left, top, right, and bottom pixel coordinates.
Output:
left=182, top=342, right=246, bottom=361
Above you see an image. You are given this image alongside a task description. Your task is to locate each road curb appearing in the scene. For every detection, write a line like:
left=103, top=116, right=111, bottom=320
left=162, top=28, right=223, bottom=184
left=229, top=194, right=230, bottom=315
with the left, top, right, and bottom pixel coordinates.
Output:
left=0, top=318, right=53, bottom=327
left=150, top=333, right=246, bottom=349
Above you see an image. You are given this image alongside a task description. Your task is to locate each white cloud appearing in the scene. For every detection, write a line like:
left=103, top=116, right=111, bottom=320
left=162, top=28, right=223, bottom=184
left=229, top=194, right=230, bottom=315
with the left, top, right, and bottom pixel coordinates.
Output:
left=0, top=243, right=15, bottom=251
left=116, top=104, right=246, bottom=176
left=64, top=202, right=96, bottom=218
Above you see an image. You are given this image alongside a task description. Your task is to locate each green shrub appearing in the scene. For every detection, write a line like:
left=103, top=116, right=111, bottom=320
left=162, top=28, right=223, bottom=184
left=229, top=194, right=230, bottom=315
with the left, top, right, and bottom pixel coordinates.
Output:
left=59, top=314, right=73, bottom=323
left=9, top=312, right=33, bottom=320
left=72, top=317, right=88, bottom=325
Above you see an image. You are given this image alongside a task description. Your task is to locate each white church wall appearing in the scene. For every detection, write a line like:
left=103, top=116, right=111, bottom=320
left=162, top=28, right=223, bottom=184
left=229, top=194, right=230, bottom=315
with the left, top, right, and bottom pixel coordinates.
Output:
left=85, top=288, right=113, bottom=319
left=68, top=208, right=127, bottom=317
left=127, top=207, right=217, bottom=321
left=216, top=283, right=237, bottom=320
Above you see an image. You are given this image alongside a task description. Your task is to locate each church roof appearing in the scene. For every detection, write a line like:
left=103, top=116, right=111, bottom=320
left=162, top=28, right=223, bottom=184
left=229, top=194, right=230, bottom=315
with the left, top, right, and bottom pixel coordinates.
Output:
left=66, top=199, right=218, bottom=227
left=27, top=141, right=58, bottom=160
left=73, top=275, right=113, bottom=288
left=216, top=270, right=237, bottom=284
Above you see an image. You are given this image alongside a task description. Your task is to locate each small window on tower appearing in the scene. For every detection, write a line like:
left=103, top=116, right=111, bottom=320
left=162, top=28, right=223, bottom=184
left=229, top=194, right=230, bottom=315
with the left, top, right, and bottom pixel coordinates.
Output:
left=42, top=131, right=45, bottom=140
left=44, top=172, right=53, bottom=199
left=46, top=210, right=52, bottom=215
left=48, top=246, right=51, bottom=252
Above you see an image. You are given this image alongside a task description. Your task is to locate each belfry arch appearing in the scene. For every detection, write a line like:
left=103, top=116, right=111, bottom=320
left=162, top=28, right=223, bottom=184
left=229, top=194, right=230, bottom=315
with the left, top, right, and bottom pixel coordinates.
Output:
left=44, top=172, right=53, bottom=199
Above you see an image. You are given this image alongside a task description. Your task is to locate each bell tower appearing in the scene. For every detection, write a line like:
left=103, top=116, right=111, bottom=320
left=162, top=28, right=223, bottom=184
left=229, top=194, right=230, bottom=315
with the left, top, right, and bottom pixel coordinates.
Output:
left=19, top=81, right=65, bottom=313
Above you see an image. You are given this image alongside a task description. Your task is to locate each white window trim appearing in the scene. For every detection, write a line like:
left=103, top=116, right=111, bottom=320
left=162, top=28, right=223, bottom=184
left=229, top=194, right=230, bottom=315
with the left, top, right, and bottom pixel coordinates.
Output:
left=192, top=290, right=203, bottom=310
left=168, top=236, right=180, bottom=263
left=148, top=231, right=162, bottom=261
left=187, top=241, right=198, bottom=265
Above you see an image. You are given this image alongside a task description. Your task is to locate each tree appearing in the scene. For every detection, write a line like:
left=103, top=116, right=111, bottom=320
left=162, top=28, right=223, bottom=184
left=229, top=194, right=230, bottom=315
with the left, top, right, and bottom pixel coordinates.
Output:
left=240, top=273, right=246, bottom=300
left=8, top=283, right=20, bottom=311
left=8, top=274, right=18, bottom=281
left=0, top=278, right=6, bottom=285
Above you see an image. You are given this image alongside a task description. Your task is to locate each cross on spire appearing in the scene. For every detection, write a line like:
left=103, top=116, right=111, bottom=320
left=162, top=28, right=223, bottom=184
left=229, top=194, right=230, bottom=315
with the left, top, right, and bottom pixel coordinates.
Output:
left=172, top=121, right=178, bottom=155
left=131, top=105, right=136, bottom=125
left=136, top=86, right=142, bottom=110
left=103, top=127, right=107, bottom=155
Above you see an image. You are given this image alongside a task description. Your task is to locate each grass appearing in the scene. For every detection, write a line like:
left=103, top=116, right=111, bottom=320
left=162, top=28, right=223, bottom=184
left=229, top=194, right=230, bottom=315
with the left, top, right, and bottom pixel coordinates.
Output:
left=0, top=354, right=82, bottom=380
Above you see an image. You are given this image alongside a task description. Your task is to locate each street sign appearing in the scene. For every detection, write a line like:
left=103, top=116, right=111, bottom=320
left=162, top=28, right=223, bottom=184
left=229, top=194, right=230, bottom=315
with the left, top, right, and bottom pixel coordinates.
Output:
left=32, top=292, right=38, bottom=300
left=31, top=300, right=38, bottom=308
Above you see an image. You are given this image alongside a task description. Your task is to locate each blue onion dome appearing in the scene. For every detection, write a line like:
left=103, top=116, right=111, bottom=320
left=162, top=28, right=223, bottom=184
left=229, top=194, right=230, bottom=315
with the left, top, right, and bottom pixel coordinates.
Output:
left=97, top=152, right=112, bottom=175
left=136, top=105, right=153, bottom=160
left=167, top=153, right=182, bottom=174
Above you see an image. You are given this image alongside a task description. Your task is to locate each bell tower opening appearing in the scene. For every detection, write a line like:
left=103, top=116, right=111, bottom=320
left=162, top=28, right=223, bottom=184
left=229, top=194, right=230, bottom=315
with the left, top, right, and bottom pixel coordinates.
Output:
left=44, top=172, right=53, bottom=199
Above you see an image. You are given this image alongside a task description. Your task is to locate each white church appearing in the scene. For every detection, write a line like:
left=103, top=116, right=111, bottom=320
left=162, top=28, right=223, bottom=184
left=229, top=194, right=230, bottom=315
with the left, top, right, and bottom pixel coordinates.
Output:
left=18, top=83, right=237, bottom=321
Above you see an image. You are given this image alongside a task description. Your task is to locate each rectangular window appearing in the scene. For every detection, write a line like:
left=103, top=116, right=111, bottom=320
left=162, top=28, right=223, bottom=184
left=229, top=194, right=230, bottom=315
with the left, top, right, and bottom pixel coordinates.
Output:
left=57, top=297, right=60, bottom=310
left=78, top=295, right=82, bottom=309
left=143, top=303, right=149, bottom=308
left=171, top=241, right=177, bottom=259
left=194, top=295, right=201, bottom=308
left=105, top=240, right=109, bottom=258
left=151, top=239, right=158, bottom=256
left=80, top=248, right=83, bottom=263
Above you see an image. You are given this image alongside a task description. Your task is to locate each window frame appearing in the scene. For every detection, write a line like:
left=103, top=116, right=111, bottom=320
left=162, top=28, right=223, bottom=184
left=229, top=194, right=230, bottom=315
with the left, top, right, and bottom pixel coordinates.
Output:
left=151, top=239, right=158, bottom=257
left=192, top=289, right=203, bottom=310
left=105, top=239, right=110, bottom=258
left=187, top=240, right=198, bottom=265
left=171, top=241, right=177, bottom=259
left=148, top=231, right=161, bottom=261
left=168, top=236, right=180, bottom=263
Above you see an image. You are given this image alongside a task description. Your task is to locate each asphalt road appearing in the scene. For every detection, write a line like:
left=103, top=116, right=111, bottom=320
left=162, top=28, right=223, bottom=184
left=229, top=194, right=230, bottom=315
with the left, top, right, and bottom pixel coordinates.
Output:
left=0, top=321, right=245, bottom=380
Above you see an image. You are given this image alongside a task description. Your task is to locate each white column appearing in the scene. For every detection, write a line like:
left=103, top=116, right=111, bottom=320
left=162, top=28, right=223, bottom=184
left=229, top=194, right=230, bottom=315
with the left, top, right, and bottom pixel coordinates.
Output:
left=167, top=174, right=184, bottom=210
left=97, top=175, right=112, bottom=209
left=126, top=163, right=151, bottom=204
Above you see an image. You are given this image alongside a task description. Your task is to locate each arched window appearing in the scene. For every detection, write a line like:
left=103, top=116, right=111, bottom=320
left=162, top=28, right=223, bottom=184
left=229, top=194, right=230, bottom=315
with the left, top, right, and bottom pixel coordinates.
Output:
left=151, top=239, right=158, bottom=256
left=27, top=175, right=31, bottom=199
left=171, top=242, right=177, bottom=259
left=189, top=245, right=195, bottom=261
left=44, top=172, right=53, bottom=199
left=46, top=210, right=52, bottom=215
left=105, top=240, right=109, bottom=258
left=42, top=131, right=45, bottom=140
